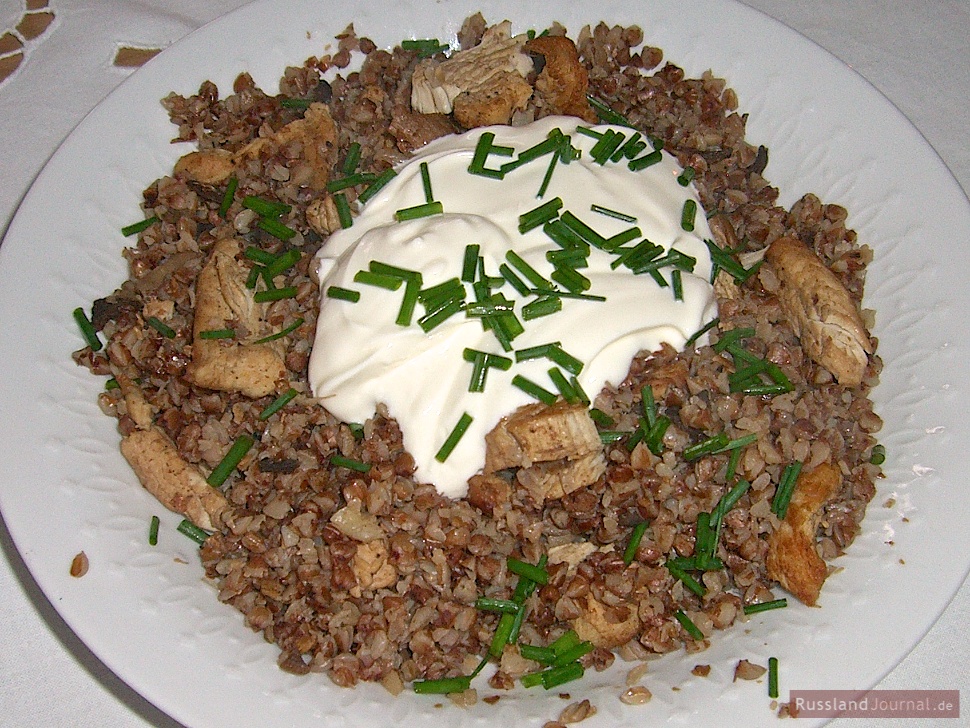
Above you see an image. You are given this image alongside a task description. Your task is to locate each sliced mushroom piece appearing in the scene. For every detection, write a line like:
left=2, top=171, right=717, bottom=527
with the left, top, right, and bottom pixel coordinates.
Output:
left=766, top=461, right=842, bottom=606
left=523, top=35, right=597, bottom=122
left=185, top=238, right=287, bottom=398
left=113, top=370, right=227, bottom=531
left=765, top=236, right=873, bottom=387
left=572, top=594, right=641, bottom=649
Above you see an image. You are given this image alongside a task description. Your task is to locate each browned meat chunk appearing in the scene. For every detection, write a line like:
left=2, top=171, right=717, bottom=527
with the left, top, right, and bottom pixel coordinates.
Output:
left=482, top=400, right=605, bottom=502
left=765, top=236, right=873, bottom=387
left=766, top=461, right=842, bottom=605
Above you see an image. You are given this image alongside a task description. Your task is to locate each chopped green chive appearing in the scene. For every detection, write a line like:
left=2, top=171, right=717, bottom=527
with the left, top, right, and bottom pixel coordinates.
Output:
left=105, top=377, right=119, bottom=391
left=325, top=172, right=378, bottom=193
left=419, top=161, right=434, bottom=203
left=559, top=211, right=608, bottom=250
left=684, top=317, right=720, bottom=348
left=674, top=610, right=704, bottom=640
left=280, top=97, right=312, bottom=110
left=870, top=444, right=886, bottom=465
left=326, top=286, right=361, bottom=302
left=262, top=249, right=302, bottom=280
left=518, top=197, right=563, bottom=234
left=771, top=461, right=803, bottom=519
left=705, top=239, right=760, bottom=283
left=417, top=297, right=463, bottom=332
left=244, top=246, right=277, bottom=265
left=72, top=307, right=102, bottom=351
left=768, top=657, right=779, bottom=699
left=507, top=557, right=549, bottom=585
left=681, top=199, right=697, bottom=232
left=145, top=316, right=176, bottom=338
left=242, top=195, right=291, bottom=218
left=671, top=268, right=684, bottom=301
left=148, top=515, right=160, bottom=546
left=511, top=374, right=558, bottom=405
left=743, top=598, right=788, bottom=615
left=258, top=387, right=298, bottom=420
left=342, top=142, right=361, bottom=175
left=514, top=342, right=583, bottom=376
left=219, top=176, right=238, bottom=217
left=628, top=149, right=662, bottom=171
left=401, top=38, right=449, bottom=58
left=462, top=244, right=481, bottom=282
left=395, top=201, right=443, bottom=221
left=207, top=434, right=255, bottom=487
left=357, top=167, right=397, bottom=204
left=519, top=644, right=557, bottom=664
left=334, top=192, right=353, bottom=229
left=589, top=408, right=615, bottom=428
left=474, top=597, right=521, bottom=614
left=253, top=316, right=304, bottom=344
left=677, top=166, right=696, bottom=186
left=683, top=433, right=731, bottom=461
left=623, top=522, right=648, bottom=565
left=528, top=287, right=606, bottom=302
left=547, top=367, right=581, bottom=403
left=468, top=132, right=512, bottom=180
left=413, top=676, right=471, bottom=694
left=253, top=286, right=298, bottom=303
left=121, top=215, right=160, bottom=237
left=177, top=519, right=210, bottom=546
left=354, top=270, right=404, bottom=290
left=435, top=412, right=473, bottom=462
left=591, top=203, right=637, bottom=223
left=538, top=661, right=584, bottom=690
left=463, top=348, right=512, bottom=392
left=505, top=250, right=550, bottom=289
left=521, top=295, right=562, bottom=320
left=711, top=478, right=752, bottom=525
left=198, top=328, right=236, bottom=340
left=586, top=94, right=634, bottom=127
left=330, top=454, right=371, bottom=472
left=666, top=558, right=707, bottom=597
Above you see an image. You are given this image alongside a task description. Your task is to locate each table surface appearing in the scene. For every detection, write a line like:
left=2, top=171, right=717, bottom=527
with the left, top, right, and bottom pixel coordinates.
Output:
left=1, top=1, right=968, bottom=726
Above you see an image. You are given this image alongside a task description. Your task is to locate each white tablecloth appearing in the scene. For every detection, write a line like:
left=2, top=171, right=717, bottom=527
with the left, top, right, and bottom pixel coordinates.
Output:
left=1, top=1, right=968, bottom=726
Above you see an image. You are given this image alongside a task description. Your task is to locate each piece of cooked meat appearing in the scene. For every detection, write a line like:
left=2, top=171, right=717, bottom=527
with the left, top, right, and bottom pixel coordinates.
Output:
left=482, top=400, right=605, bottom=503
left=484, top=400, right=601, bottom=472
left=410, top=20, right=533, bottom=127
left=113, top=370, right=227, bottom=531
left=185, top=238, right=287, bottom=398
left=765, top=236, right=873, bottom=387
left=766, top=461, right=842, bottom=605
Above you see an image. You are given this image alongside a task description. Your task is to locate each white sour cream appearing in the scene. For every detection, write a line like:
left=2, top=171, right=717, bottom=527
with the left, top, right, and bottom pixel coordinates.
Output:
left=309, top=116, right=717, bottom=498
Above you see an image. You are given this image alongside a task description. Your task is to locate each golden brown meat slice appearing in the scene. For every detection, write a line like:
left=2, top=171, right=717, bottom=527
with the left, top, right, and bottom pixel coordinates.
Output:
left=523, top=35, right=597, bottom=122
left=185, top=238, right=287, bottom=398
left=482, top=400, right=605, bottom=503
left=410, top=20, right=533, bottom=127
left=516, top=450, right=607, bottom=501
left=766, top=461, right=842, bottom=605
left=113, top=371, right=227, bottom=531
left=765, top=236, right=873, bottom=387
left=484, top=400, right=601, bottom=471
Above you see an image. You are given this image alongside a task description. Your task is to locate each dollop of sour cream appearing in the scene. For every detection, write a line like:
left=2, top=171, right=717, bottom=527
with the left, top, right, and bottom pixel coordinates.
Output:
left=309, top=116, right=716, bottom=498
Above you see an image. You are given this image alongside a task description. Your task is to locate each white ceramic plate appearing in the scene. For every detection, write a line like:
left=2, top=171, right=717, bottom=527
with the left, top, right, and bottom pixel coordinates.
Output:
left=1, top=1, right=969, bottom=726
